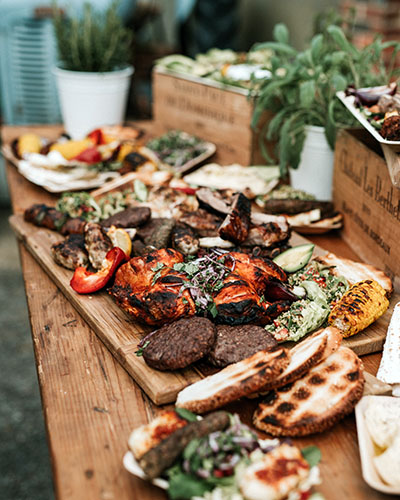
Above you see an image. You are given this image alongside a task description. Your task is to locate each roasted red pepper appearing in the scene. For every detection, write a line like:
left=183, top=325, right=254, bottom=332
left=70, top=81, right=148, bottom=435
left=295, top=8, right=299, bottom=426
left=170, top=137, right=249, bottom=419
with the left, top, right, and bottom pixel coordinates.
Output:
left=172, top=186, right=197, bottom=195
left=70, top=247, right=127, bottom=294
left=72, top=146, right=102, bottom=164
left=87, top=128, right=106, bottom=145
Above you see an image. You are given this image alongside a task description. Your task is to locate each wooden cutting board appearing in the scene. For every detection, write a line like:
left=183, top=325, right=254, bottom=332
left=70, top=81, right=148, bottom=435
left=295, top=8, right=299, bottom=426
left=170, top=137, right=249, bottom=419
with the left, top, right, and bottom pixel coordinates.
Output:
left=9, top=214, right=396, bottom=404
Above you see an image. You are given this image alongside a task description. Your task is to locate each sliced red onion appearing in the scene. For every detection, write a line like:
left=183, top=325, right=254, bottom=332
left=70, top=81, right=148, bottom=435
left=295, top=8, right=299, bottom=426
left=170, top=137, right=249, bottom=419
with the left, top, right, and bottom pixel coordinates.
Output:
left=137, top=329, right=158, bottom=348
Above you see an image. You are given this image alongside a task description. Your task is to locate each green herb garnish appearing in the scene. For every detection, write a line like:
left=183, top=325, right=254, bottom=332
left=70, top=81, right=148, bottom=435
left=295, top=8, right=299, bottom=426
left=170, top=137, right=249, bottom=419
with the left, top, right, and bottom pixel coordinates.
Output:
left=135, top=340, right=150, bottom=357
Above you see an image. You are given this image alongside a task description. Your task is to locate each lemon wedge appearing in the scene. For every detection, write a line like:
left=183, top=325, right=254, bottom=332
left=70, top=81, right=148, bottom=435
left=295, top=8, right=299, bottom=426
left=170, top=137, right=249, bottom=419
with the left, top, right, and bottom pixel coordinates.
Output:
left=107, top=226, right=132, bottom=257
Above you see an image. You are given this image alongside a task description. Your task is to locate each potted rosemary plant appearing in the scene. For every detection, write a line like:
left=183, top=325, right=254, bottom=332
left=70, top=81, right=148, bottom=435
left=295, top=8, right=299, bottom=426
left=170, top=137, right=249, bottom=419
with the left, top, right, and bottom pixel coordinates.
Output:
left=53, top=1, right=134, bottom=138
left=252, top=23, right=399, bottom=199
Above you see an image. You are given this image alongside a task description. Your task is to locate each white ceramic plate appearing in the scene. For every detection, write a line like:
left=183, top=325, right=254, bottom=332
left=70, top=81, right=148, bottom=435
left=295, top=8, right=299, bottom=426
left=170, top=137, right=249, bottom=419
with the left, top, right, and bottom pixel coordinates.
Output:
left=355, top=395, right=400, bottom=495
left=337, top=91, right=400, bottom=150
left=123, top=451, right=168, bottom=490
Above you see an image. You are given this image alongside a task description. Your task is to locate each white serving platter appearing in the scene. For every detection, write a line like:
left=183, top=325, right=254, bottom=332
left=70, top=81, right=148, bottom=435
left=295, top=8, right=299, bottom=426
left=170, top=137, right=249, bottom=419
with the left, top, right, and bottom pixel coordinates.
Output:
left=355, top=395, right=400, bottom=495
left=123, top=451, right=169, bottom=490
left=337, top=91, right=400, bottom=151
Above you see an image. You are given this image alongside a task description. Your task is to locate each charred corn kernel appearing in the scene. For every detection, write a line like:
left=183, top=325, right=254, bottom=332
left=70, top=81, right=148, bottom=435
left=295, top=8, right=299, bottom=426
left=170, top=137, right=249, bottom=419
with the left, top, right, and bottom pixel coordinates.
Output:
left=117, top=143, right=135, bottom=162
left=221, top=63, right=231, bottom=77
left=17, top=133, right=41, bottom=157
left=328, top=279, right=389, bottom=338
left=49, top=139, right=93, bottom=160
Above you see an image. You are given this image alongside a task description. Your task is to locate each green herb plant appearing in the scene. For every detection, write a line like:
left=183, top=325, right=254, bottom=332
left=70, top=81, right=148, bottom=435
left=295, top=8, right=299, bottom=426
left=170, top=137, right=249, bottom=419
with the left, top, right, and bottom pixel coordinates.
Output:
left=53, top=1, right=133, bottom=72
left=252, top=23, right=400, bottom=175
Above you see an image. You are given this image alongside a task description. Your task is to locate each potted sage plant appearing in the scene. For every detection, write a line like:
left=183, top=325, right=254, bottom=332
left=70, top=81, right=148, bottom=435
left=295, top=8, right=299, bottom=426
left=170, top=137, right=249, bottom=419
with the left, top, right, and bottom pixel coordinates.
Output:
left=252, top=23, right=400, bottom=199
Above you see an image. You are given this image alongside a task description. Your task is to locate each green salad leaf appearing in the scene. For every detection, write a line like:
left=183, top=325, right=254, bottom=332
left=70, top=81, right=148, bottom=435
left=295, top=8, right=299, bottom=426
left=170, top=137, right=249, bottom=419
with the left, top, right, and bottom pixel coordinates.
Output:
left=167, top=468, right=211, bottom=500
left=302, top=445, right=322, bottom=468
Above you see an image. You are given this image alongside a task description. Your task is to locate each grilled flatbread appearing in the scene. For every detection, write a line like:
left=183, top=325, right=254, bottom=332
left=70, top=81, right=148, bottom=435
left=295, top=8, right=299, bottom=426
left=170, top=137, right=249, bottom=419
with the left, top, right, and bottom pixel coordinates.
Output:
left=315, top=252, right=393, bottom=296
left=253, top=346, right=364, bottom=436
left=257, top=327, right=342, bottom=393
left=176, top=347, right=289, bottom=414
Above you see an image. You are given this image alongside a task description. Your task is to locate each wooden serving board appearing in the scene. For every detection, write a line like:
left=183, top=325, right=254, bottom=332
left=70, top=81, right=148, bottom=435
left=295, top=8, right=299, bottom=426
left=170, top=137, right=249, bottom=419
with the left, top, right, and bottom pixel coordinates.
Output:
left=10, top=214, right=396, bottom=405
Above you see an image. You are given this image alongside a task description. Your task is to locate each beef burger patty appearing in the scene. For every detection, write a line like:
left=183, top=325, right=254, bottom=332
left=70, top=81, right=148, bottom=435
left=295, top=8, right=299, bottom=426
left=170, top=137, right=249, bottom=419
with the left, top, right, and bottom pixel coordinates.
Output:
left=207, top=324, right=277, bottom=367
left=142, top=317, right=216, bottom=371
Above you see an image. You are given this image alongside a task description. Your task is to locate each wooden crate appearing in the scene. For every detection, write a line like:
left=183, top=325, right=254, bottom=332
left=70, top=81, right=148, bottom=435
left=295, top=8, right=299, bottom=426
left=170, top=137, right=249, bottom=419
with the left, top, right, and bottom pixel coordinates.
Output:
left=333, top=128, right=400, bottom=291
left=152, top=68, right=274, bottom=165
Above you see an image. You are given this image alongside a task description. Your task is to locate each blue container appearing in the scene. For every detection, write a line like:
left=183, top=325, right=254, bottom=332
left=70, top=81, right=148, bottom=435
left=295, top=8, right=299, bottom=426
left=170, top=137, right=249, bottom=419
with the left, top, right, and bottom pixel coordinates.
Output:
left=0, top=0, right=135, bottom=125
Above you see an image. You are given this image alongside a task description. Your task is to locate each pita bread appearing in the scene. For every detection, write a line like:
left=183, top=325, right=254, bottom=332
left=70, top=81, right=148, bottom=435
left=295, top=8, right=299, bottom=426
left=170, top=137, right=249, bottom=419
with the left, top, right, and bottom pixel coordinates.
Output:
left=176, top=347, right=289, bottom=414
left=257, top=327, right=342, bottom=393
left=315, top=252, right=393, bottom=296
left=253, top=346, right=364, bottom=436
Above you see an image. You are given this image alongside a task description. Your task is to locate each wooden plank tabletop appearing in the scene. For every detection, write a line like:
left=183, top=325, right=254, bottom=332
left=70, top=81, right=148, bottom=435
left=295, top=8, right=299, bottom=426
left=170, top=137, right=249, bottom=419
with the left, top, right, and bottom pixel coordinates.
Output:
left=2, top=124, right=390, bottom=500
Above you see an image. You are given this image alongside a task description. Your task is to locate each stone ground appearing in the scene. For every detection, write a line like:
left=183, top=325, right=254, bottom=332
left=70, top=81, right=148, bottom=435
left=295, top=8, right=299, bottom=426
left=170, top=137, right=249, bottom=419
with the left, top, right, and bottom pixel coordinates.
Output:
left=0, top=207, right=54, bottom=499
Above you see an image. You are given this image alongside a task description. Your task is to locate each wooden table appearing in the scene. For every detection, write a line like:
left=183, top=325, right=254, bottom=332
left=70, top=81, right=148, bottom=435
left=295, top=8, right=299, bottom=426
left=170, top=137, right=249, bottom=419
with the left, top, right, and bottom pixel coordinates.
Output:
left=2, top=124, right=389, bottom=500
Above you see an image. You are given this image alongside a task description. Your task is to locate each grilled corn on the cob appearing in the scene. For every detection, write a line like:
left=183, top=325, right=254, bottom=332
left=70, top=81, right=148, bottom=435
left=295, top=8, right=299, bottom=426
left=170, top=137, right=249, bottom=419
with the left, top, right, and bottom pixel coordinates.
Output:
left=17, top=133, right=41, bottom=157
left=328, top=279, right=389, bottom=338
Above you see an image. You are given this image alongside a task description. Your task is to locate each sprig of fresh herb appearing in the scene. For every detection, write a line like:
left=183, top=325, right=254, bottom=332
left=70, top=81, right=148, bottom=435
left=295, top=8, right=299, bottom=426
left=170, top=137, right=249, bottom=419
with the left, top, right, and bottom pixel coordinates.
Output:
left=53, top=0, right=133, bottom=72
left=135, top=340, right=150, bottom=357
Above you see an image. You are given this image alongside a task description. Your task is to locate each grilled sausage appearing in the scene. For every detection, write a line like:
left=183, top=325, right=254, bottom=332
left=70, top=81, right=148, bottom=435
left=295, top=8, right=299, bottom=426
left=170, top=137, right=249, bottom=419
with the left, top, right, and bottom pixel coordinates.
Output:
left=139, top=411, right=230, bottom=478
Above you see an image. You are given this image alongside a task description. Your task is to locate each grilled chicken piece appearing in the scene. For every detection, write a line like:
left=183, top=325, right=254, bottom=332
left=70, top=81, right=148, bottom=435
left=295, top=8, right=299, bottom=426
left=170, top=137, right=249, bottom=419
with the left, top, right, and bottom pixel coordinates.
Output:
left=24, top=203, right=66, bottom=231
left=144, top=186, right=199, bottom=219
left=179, top=209, right=222, bottom=237
left=110, top=248, right=196, bottom=326
left=196, top=187, right=230, bottom=215
left=213, top=252, right=293, bottom=325
left=218, top=193, right=251, bottom=244
left=223, top=252, right=286, bottom=292
left=171, top=223, right=199, bottom=255
left=213, top=272, right=291, bottom=325
left=60, top=217, right=86, bottom=235
left=244, top=215, right=290, bottom=248
left=51, top=234, right=88, bottom=270
left=84, top=222, right=112, bottom=270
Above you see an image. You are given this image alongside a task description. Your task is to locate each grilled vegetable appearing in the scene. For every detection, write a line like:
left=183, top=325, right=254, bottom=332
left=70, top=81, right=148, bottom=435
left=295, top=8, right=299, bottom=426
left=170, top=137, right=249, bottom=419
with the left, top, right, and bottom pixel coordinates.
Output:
left=17, top=133, right=41, bottom=157
left=50, top=139, right=93, bottom=160
left=70, top=247, right=127, bottom=294
left=328, top=279, right=389, bottom=338
left=273, top=243, right=314, bottom=272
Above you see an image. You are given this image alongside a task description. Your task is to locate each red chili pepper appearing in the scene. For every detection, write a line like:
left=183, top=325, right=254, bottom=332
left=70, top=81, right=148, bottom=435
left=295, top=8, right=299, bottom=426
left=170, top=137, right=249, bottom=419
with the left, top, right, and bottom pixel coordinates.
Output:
left=87, top=128, right=106, bottom=145
left=172, top=186, right=197, bottom=195
left=72, top=146, right=102, bottom=164
left=70, top=247, right=127, bottom=294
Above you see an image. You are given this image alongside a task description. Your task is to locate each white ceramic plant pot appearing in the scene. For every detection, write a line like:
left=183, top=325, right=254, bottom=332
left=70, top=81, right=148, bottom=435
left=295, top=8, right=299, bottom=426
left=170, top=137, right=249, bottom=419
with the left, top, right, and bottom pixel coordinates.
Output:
left=290, top=125, right=335, bottom=200
left=53, top=66, right=134, bottom=139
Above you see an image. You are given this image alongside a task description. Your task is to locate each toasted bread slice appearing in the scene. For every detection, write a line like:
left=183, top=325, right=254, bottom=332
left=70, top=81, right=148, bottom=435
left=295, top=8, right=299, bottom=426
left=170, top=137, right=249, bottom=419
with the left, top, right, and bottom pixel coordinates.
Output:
left=258, top=327, right=342, bottom=393
left=315, top=252, right=393, bottom=296
left=253, top=346, right=364, bottom=436
left=128, top=410, right=188, bottom=460
left=176, top=347, right=290, bottom=414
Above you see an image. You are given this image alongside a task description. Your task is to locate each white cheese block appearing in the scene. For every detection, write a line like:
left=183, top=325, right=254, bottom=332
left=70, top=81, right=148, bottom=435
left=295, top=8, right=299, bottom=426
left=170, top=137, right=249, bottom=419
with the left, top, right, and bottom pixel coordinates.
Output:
left=377, top=302, right=400, bottom=384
